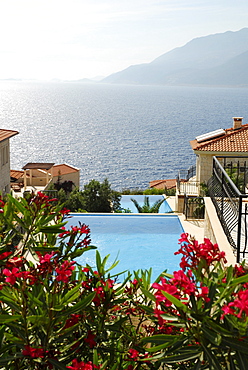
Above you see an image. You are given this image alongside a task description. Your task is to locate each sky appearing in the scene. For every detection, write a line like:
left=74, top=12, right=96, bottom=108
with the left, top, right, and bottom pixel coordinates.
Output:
left=0, top=0, right=248, bottom=81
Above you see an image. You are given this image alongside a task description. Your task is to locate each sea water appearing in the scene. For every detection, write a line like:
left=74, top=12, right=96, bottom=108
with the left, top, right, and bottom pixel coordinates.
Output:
left=1, top=81, right=248, bottom=190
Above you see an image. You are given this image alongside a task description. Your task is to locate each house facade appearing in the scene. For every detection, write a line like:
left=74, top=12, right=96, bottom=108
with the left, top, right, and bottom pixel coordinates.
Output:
left=0, top=129, right=18, bottom=194
left=11, top=162, right=80, bottom=193
left=190, top=117, right=248, bottom=185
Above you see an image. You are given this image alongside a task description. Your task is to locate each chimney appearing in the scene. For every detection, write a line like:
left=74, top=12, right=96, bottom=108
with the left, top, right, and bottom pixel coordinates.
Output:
left=233, top=117, right=243, bottom=129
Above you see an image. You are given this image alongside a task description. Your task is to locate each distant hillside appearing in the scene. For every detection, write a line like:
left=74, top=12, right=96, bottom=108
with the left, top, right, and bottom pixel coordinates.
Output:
left=102, top=28, right=248, bottom=86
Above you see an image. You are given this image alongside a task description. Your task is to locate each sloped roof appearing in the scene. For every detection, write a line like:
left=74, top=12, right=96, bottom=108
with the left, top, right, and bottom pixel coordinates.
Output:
left=51, top=164, right=80, bottom=176
left=149, top=179, right=176, bottom=190
left=22, top=163, right=55, bottom=170
left=190, top=123, right=248, bottom=153
left=0, top=129, right=18, bottom=142
left=10, top=170, right=25, bottom=180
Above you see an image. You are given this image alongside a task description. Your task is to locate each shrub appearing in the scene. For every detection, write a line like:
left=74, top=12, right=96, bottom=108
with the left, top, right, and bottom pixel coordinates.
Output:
left=0, top=194, right=247, bottom=369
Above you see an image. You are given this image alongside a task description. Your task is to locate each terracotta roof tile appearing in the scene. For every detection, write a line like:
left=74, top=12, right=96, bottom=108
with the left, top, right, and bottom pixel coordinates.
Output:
left=10, top=170, right=25, bottom=180
left=22, top=163, right=55, bottom=170
left=190, top=124, right=248, bottom=152
left=149, top=179, right=176, bottom=189
left=0, top=129, right=18, bottom=142
left=52, top=164, right=79, bottom=176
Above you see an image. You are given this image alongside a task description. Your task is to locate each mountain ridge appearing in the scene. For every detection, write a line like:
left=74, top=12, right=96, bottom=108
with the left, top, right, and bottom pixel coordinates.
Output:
left=102, top=28, right=248, bottom=86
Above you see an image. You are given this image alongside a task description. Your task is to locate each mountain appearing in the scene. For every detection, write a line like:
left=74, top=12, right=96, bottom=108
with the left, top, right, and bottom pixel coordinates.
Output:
left=102, top=28, right=248, bottom=86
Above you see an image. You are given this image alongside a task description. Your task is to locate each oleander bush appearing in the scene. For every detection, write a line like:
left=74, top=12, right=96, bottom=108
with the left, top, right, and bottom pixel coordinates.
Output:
left=0, top=193, right=247, bottom=369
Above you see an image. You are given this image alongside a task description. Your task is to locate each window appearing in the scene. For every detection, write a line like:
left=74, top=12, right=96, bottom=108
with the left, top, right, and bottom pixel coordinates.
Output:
left=1, top=145, right=8, bottom=166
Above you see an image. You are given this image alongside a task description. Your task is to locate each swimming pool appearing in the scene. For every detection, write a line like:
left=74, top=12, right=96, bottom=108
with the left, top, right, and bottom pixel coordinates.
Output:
left=66, top=214, right=183, bottom=281
left=120, top=195, right=172, bottom=213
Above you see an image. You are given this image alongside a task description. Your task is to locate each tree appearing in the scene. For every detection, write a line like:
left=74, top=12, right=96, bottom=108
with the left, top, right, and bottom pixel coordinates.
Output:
left=82, top=179, right=121, bottom=213
left=131, top=196, right=165, bottom=213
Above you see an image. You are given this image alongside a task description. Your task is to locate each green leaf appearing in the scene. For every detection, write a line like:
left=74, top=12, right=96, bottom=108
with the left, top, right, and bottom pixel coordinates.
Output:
left=202, top=343, right=223, bottom=370
left=222, top=337, right=248, bottom=354
left=205, top=318, right=233, bottom=336
left=231, top=274, right=248, bottom=285
left=60, top=282, right=81, bottom=305
left=39, top=225, right=66, bottom=234
left=26, top=315, right=49, bottom=325
left=140, top=287, right=156, bottom=302
left=93, top=349, right=99, bottom=366
left=160, top=351, right=201, bottom=363
left=8, top=195, right=27, bottom=215
left=48, top=358, right=68, bottom=370
left=142, top=334, right=178, bottom=344
left=145, top=341, right=174, bottom=352
left=161, top=291, right=190, bottom=313
left=202, top=327, right=221, bottom=346
left=62, top=292, right=95, bottom=316
left=234, top=351, right=248, bottom=370
left=96, top=250, right=102, bottom=273
left=0, top=315, right=21, bottom=323
left=0, top=354, right=24, bottom=364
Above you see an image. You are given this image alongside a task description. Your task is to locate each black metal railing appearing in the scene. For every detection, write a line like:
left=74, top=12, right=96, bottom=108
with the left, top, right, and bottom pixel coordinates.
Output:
left=184, top=195, right=205, bottom=220
left=208, top=156, right=248, bottom=263
left=219, top=156, right=248, bottom=194
left=177, top=165, right=196, bottom=182
left=177, top=165, right=199, bottom=194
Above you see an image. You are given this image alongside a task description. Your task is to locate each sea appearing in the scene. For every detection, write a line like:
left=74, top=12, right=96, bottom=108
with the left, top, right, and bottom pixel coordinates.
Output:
left=1, top=80, right=248, bottom=191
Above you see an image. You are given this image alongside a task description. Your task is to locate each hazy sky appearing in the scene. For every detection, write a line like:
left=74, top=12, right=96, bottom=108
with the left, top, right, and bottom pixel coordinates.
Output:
left=0, top=0, right=247, bottom=80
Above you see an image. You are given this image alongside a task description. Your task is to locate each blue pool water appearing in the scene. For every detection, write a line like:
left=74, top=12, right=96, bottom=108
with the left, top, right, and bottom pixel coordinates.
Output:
left=120, top=195, right=172, bottom=213
left=66, top=214, right=183, bottom=281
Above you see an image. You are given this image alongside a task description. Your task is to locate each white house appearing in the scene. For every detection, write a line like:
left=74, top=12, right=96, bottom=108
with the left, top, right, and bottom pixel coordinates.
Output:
left=190, top=117, right=248, bottom=185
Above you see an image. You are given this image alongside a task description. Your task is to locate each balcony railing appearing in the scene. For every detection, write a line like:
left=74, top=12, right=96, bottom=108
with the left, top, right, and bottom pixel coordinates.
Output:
left=177, top=165, right=199, bottom=195
left=208, top=156, right=248, bottom=263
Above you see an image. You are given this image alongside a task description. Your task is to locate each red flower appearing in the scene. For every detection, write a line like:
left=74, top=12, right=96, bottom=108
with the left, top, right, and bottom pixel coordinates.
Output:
left=0, top=251, right=12, bottom=260
left=3, top=267, right=20, bottom=285
left=171, top=270, right=196, bottom=295
left=84, top=330, right=97, bottom=348
left=152, top=277, right=180, bottom=306
left=64, top=314, right=81, bottom=329
left=67, top=359, right=99, bottom=369
left=58, top=226, right=70, bottom=238
left=55, top=260, right=75, bottom=283
left=198, top=285, right=210, bottom=302
left=228, top=289, right=248, bottom=318
left=175, top=234, right=227, bottom=271
left=6, top=256, right=23, bottom=268
left=128, top=348, right=139, bottom=361
left=22, top=345, right=45, bottom=358
left=93, top=286, right=105, bottom=306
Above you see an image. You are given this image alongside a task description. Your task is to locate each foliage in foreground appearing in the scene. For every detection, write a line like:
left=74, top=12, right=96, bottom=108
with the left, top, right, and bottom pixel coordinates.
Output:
left=0, top=193, right=247, bottom=369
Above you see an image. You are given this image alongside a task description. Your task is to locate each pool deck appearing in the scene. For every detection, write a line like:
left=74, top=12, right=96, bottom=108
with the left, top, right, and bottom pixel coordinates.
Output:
left=166, top=196, right=205, bottom=243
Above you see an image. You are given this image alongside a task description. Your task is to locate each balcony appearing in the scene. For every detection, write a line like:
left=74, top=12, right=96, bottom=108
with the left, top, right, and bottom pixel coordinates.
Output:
left=208, top=156, right=248, bottom=264
left=177, top=165, right=200, bottom=195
